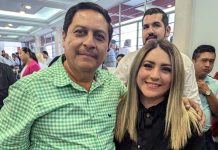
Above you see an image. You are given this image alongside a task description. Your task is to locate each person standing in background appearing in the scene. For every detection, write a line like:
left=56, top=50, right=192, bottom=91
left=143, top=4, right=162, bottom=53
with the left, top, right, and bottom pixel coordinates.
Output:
left=36, top=52, right=48, bottom=69
left=19, top=47, right=40, bottom=78
left=4, top=53, right=15, bottom=67
left=192, top=44, right=218, bottom=150
left=114, top=7, right=203, bottom=116
left=0, top=51, right=8, bottom=65
left=0, top=62, right=16, bottom=109
left=12, top=53, right=21, bottom=67
left=42, top=50, right=52, bottom=65
left=116, top=54, right=125, bottom=67
left=118, top=39, right=131, bottom=55
left=212, top=73, right=218, bottom=149
left=1, top=50, right=6, bottom=57
left=104, top=39, right=117, bottom=67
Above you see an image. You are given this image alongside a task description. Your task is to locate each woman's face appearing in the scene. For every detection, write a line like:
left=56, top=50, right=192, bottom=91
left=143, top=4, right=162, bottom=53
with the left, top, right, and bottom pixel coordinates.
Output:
left=19, top=49, right=29, bottom=63
left=136, top=46, right=172, bottom=105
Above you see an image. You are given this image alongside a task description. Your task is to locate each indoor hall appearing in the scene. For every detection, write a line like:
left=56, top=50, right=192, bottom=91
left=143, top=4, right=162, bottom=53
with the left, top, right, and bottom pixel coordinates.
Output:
left=0, top=0, right=218, bottom=149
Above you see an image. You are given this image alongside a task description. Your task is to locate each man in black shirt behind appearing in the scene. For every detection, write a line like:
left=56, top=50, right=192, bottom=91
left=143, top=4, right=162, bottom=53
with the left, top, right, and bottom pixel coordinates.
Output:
left=0, top=62, right=16, bottom=108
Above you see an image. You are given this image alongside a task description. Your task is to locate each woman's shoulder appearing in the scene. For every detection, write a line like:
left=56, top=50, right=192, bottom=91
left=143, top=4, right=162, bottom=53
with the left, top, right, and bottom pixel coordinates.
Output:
left=28, top=60, right=40, bottom=69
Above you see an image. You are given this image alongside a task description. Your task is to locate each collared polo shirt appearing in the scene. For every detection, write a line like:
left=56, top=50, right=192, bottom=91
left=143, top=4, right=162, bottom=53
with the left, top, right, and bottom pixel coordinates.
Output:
left=0, top=57, right=126, bottom=149
left=200, top=75, right=218, bottom=131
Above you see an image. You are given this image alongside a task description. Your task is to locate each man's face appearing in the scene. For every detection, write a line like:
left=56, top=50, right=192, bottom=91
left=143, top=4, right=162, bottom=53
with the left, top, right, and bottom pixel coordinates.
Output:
left=110, top=43, right=117, bottom=50
left=42, top=53, right=47, bottom=59
left=142, top=13, right=170, bottom=44
left=62, top=9, right=109, bottom=73
left=193, top=52, right=216, bottom=79
left=19, top=49, right=29, bottom=63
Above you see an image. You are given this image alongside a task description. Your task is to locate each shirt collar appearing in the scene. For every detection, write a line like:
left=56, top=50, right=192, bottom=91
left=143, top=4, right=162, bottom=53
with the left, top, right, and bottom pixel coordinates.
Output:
left=204, top=75, right=211, bottom=84
left=52, top=55, right=107, bottom=91
left=52, top=55, right=72, bottom=87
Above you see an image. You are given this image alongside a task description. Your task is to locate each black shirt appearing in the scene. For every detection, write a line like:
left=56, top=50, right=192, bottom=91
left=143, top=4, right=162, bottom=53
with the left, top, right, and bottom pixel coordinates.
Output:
left=0, top=63, right=16, bottom=106
left=115, top=100, right=205, bottom=150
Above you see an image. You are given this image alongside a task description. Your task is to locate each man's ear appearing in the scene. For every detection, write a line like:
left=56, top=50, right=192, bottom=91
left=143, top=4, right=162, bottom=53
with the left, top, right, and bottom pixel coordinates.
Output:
left=165, top=25, right=171, bottom=37
left=62, top=31, right=66, bottom=47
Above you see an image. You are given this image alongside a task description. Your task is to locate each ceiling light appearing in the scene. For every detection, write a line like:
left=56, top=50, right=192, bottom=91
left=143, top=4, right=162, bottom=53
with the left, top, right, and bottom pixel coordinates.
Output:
left=167, top=5, right=172, bottom=8
left=25, top=5, right=32, bottom=9
left=8, top=23, right=13, bottom=27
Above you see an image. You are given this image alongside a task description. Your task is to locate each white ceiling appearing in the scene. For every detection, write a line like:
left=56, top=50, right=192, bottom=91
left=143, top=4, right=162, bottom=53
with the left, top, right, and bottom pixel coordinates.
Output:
left=0, top=0, right=128, bottom=42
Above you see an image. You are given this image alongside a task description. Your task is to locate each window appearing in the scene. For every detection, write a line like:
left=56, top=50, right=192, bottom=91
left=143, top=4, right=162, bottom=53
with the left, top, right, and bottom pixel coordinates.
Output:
left=108, top=1, right=176, bottom=52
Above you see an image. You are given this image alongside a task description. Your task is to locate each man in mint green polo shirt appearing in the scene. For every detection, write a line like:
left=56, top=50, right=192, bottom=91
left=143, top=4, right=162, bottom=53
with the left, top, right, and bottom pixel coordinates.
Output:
left=192, top=44, right=218, bottom=150
left=0, top=2, right=126, bottom=149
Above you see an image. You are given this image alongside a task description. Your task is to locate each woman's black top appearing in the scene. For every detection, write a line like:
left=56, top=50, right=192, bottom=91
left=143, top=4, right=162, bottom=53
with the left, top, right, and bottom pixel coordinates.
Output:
left=115, top=100, right=205, bottom=150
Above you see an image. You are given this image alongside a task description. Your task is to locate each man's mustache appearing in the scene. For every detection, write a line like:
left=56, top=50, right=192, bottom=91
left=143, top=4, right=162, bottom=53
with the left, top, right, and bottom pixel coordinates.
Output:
left=146, top=33, right=158, bottom=41
left=76, top=50, right=99, bottom=59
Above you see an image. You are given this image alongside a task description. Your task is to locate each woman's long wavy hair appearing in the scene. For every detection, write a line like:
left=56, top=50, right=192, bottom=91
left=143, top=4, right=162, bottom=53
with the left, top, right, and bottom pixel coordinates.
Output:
left=114, top=39, right=203, bottom=149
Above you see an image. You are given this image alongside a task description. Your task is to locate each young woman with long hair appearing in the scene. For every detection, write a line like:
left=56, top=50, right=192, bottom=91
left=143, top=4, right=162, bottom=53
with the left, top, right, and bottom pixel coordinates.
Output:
left=19, top=47, right=40, bottom=78
left=115, top=39, right=204, bottom=150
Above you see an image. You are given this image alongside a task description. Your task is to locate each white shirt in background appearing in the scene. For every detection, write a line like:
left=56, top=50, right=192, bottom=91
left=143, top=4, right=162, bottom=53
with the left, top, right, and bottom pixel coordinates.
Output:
left=118, top=46, right=131, bottom=55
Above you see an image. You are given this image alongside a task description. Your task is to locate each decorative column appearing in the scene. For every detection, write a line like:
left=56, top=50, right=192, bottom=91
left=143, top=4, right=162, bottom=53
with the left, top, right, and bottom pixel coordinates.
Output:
left=173, top=0, right=193, bottom=54
left=53, top=27, right=63, bottom=56
left=34, top=35, right=41, bottom=53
